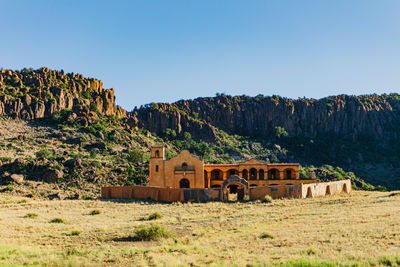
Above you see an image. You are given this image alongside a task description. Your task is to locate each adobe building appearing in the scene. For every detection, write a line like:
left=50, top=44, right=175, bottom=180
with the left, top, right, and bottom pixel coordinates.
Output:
left=149, top=144, right=308, bottom=189
left=102, top=144, right=352, bottom=202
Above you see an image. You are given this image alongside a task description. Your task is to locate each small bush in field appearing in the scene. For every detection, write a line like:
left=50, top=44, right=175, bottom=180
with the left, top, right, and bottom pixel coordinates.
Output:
left=24, top=213, right=38, bottom=218
left=89, top=209, right=101, bottom=215
left=50, top=218, right=65, bottom=224
left=134, top=224, right=174, bottom=241
left=148, top=212, right=162, bottom=220
left=259, top=232, right=274, bottom=239
left=262, top=195, right=273, bottom=203
left=69, top=230, right=81, bottom=236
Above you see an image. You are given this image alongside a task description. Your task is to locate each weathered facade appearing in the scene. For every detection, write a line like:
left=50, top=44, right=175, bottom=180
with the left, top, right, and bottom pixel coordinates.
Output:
left=101, top=145, right=352, bottom=202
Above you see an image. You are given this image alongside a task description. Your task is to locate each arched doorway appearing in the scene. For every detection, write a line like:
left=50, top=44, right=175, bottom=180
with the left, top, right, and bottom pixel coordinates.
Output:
left=242, top=169, right=248, bottom=179
left=306, top=187, right=313, bottom=198
left=343, top=183, right=349, bottom=193
left=221, top=175, right=249, bottom=201
left=179, top=178, right=190, bottom=188
left=326, top=185, right=331, bottom=195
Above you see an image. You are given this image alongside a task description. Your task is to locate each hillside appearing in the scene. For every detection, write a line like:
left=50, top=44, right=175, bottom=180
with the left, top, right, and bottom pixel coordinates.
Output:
left=0, top=67, right=393, bottom=198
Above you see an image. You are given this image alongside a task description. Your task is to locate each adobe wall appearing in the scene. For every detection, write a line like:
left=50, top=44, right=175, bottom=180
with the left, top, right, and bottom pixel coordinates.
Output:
left=101, top=186, right=185, bottom=202
left=101, top=179, right=352, bottom=202
left=249, top=185, right=302, bottom=200
left=301, top=180, right=352, bottom=198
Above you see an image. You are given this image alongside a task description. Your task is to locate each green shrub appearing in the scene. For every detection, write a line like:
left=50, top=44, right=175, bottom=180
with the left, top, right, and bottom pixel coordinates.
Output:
left=89, top=209, right=101, bottom=215
left=306, top=248, right=316, bottom=255
left=49, top=218, right=65, bottom=224
left=134, top=224, right=174, bottom=241
left=262, top=195, right=273, bottom=203
left=375, top=185, right=387, bottom=192
left=69, top=230, right=81, bottom=236
left=259, top=232, right=274, bottom=239
left=273, top=126, right=288, bottom=138
left=1, top=186, right=14, bottom=192
left=90, top=103, right=98, bottom=113
left=24, top=213, right=38, bottom=218
left=148, top=212, right=162, bottom=220
left=35, top=148, right=54, bottom=159
left=126, top=148, right=144, bottom=163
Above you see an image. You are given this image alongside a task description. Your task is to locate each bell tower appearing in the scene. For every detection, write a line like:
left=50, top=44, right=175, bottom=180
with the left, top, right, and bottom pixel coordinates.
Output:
left=149, top=144, right=165, bottom=187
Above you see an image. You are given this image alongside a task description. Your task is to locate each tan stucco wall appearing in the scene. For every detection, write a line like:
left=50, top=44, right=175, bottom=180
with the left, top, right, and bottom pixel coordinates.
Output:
left=149, top=149, right=204, bottom=189
left=301, top=180, right=352, bottom=198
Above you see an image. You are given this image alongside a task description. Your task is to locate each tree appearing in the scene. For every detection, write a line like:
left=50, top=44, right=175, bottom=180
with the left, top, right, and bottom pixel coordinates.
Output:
left=273, top=126, right=288, bottom=138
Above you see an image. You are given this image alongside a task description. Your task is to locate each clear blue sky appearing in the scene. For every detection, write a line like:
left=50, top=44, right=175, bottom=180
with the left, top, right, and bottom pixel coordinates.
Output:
left=1, top=0, right=400, bottom=110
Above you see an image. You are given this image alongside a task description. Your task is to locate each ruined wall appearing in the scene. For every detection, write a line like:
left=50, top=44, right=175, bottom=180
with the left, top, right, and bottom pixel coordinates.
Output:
left=301, top=180, right=352, bottom=198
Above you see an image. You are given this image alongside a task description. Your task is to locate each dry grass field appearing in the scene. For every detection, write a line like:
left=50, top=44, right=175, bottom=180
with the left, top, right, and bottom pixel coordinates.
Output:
left=0, top=191, right=399, bottom=266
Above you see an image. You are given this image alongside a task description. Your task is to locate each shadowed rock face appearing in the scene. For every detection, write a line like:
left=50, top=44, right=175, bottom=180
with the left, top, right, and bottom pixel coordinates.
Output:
left=133, top=94, right=400, bottom=142
left=0, top=68, right=126, bottom=120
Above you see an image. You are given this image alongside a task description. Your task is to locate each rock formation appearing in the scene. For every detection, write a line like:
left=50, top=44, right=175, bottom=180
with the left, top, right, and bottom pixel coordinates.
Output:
left=0, top=67, right=126, bottom=120
left=133, top=94, right=400, bottom=143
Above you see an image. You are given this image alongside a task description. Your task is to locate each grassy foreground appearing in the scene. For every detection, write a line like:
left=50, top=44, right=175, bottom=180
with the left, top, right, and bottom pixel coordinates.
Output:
left=0, top=191, right=399, bottom=266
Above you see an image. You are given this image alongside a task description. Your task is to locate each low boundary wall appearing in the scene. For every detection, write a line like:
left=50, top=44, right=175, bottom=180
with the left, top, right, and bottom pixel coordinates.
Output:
left=101, top=180, right=352, bottom=202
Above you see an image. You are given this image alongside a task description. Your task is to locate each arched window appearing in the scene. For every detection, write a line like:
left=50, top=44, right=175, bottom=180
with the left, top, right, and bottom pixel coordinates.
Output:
left=242, top=169, right=248, bottom=179
left=286, top=169, right=292, bottom=179
left=182, top=162, right=188, bottom=169
left=155, top=151, right=159, bottom=158
left=259, top=169, right=264, bottom=180
left=250, top=168, right=257, bottom=180
left=179, top=178, right=190, bottom=188
left=155, top=165, right=159, bottom=172
left=228, top=169, right=237, bottom=178
left=211, top=169, right=222, bottom=180
left=268, top=169, right=278, bottom=179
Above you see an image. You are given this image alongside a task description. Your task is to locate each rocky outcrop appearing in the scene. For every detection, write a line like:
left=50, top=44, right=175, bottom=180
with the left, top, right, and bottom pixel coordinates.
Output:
left=133, top=94, right=400, bottom=142
left=132, top=103, right=217, bottom=142
left=0, top=68, right=126, bottom=120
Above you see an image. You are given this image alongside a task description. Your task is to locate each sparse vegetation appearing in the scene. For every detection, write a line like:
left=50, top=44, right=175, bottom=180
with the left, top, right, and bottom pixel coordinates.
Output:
left=24, top=213, right=38, bottom=218
left=68, top=230, right=81, bottom=236
left=89, top=209, right=101, bottom=215
left=49, top=218, right=65, bottom=224
left=259, top=232, right=274, bottom=239
left=0, top=192, right=398, bottom=266
left=262, top=195, right=273, bottom=203
left=133, top=224, right=174, bottom=241
left=147, top=212, right=162, bottom=220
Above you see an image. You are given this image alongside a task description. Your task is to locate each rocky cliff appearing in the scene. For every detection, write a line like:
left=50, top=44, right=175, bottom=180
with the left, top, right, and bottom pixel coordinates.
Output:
left=133, top=94, right=400, bottom=143
left=0, top=67, right=126, bottom=120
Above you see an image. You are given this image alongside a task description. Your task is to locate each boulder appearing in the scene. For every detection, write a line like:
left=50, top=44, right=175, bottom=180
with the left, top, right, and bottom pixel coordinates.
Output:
left=10, top=174, right=24, bottom=184
left=66, top=112, right=77, bottom=122
left=42, top=169, right=63, bottom=183
left=64, top=158, right=82, bottom=168
left=49, top=191, right=69, bottom=200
